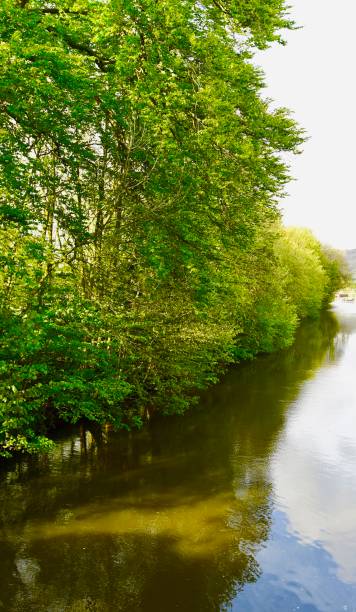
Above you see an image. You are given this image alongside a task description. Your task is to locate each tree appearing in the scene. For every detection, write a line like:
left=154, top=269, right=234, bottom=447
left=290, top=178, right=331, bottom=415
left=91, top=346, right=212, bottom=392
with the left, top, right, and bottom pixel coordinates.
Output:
left=3, top=1, right=346, bottom=457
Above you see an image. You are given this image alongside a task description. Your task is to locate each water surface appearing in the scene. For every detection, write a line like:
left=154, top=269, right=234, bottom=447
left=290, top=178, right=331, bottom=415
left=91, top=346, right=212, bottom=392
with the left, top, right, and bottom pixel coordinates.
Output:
left=1, top=302, right=356, bottom=611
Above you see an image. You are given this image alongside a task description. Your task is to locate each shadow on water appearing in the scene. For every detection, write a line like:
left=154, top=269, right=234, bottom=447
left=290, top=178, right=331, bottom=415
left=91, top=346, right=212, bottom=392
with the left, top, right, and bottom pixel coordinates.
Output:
left=0, top=312, right=341, bottom=611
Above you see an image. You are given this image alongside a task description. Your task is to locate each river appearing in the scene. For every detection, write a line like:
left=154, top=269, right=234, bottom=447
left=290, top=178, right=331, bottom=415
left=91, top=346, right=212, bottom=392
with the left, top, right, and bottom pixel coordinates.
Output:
left=1, top=301, right=356, bottom=611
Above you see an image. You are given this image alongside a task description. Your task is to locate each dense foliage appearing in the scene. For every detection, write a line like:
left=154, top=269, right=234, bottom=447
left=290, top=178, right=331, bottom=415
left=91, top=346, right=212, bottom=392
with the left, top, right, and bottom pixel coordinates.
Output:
left=0, top=0, right=347, bottom=456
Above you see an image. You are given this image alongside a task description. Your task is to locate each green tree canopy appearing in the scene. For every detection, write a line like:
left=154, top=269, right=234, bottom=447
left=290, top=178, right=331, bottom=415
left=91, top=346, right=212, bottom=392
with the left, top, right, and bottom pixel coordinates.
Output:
left=0, top=0, right=346, bottom=457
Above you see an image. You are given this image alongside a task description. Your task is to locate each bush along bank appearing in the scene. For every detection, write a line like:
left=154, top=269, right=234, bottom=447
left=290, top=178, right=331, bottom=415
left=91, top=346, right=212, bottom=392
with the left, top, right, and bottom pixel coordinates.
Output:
left=0, top=222, right=348, bottom=457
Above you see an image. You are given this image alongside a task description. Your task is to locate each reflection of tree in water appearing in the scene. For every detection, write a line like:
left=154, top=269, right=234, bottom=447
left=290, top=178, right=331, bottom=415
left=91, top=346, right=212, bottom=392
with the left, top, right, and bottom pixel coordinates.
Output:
left=329, top=309, right=356, bottom=362
left=0, top=313, right=340, bottom=611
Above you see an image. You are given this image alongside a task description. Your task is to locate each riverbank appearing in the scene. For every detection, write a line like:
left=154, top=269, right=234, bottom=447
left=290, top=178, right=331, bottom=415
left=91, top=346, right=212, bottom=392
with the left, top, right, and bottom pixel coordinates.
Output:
left=1, top=224, right=349, bottom=459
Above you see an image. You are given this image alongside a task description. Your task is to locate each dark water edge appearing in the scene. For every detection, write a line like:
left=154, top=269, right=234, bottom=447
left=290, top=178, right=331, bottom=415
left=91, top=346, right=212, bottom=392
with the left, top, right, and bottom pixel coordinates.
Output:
left=1, top=304, right=356, bottom=611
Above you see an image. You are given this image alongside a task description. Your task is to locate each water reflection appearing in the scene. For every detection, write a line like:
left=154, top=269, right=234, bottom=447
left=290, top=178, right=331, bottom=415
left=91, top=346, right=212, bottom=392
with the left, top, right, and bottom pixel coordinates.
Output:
left=1, top=309, right=354, bottom=611
left=274, top=330, right=356, bottom=583
left=275, top=310, right=356, bottom=581
left=236, top=302, right=356, bottom=611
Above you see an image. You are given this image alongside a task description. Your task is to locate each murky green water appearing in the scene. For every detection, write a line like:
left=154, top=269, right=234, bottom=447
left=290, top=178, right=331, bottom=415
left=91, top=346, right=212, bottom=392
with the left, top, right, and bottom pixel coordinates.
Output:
left=1, top=302, right=356, bottom=611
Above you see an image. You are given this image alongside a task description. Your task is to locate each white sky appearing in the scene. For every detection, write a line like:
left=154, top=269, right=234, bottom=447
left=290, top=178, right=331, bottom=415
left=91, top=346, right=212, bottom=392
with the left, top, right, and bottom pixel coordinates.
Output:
left=255, top=0, right=356, bottom=250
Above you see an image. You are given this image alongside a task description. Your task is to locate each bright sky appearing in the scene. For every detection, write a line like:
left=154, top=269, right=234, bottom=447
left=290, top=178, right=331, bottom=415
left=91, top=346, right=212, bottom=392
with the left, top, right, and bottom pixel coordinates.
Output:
left=256, top=0, right=356, bottom=250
